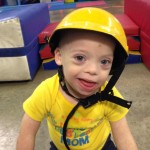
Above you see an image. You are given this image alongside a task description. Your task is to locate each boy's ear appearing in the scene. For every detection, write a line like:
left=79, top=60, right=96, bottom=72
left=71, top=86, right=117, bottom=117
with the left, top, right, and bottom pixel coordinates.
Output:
left=54, top=48, right=62, bottom=66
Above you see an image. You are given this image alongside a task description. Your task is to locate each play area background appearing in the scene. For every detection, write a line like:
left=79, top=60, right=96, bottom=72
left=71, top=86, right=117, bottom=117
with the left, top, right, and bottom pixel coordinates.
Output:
left=0, top=0, right=150, bottom=150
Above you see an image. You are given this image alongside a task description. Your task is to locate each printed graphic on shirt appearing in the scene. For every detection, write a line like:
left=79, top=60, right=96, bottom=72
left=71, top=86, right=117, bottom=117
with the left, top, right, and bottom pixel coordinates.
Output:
left=47, top=112, right=104, bottom=147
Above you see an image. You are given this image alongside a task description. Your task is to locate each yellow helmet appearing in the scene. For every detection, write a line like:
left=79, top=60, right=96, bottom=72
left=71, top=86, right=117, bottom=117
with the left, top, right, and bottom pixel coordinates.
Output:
left=49, top=7, right=128, bottom=73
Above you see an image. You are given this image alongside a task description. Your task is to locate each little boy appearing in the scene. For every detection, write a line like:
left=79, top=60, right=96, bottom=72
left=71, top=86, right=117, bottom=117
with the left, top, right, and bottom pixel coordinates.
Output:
left=16, top=7, right=138, bottom=150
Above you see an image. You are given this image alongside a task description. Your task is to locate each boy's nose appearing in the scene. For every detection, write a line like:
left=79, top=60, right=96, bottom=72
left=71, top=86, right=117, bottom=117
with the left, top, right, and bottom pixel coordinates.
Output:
left=85, top=63, right=98, bottom=75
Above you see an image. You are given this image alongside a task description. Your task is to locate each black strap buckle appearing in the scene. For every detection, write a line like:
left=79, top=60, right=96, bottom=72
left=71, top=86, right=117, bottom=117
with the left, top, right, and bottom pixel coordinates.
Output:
left=79, top=92, right=102, bottom=108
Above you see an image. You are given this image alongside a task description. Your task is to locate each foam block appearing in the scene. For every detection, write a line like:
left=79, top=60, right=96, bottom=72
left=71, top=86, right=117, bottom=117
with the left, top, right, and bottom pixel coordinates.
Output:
left=0, top=3, right=50, bottom=48
left=0, top=3, right=50, bottom=81
left=127, top=36, right=140, bottom=50
left=126, top=51, right=142, bottom=64
left=140, top=31, right=150, bottom=70
left=48, top=2, right=76, bottom=10
left=115, top=14, right=139, bottom=36
left=38, top=22, right=59, bottom=44
left=42, top=58, right=58, bottom=70
left=76, top=1, right=106, bottom=8
left=39, top=44, right=54, bottom=59
left=47, top=0, right=106, bottom=11
left=0, top=40, right=41, bottom=81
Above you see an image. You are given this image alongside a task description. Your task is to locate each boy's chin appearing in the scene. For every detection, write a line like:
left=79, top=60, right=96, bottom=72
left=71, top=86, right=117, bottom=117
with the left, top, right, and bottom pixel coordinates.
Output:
left=74, top=90, right=98, bottom=99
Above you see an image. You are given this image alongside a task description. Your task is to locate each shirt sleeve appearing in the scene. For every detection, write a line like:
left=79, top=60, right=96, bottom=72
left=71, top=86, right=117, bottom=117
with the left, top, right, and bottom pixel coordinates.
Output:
left=23, top=80, right=51, bottom=122
left=103, top=86, right=129, bottom=122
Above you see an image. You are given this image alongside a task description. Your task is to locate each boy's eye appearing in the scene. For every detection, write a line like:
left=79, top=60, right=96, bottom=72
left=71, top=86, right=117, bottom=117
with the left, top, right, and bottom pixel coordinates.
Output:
left=75, top=55, right=85, bottom=62
left=101, top=59, right=111, bottom=65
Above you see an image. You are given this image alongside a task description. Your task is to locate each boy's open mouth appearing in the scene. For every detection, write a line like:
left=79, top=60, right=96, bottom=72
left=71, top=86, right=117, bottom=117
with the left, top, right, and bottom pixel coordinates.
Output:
left=79, top=79, right=96, bottom=89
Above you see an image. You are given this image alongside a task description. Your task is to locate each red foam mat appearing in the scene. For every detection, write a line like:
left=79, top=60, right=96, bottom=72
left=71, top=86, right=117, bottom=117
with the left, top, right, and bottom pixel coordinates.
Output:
left=38, top=22, right=59, bottom=44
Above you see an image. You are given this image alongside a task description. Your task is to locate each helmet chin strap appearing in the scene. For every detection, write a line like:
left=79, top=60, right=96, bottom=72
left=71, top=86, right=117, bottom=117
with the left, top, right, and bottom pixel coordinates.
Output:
left=58, top=65, right=132, bottom=150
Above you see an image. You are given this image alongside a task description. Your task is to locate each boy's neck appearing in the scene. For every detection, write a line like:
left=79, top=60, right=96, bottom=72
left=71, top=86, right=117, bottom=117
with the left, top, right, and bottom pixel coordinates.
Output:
left=59, top=86, right=78, bottom=105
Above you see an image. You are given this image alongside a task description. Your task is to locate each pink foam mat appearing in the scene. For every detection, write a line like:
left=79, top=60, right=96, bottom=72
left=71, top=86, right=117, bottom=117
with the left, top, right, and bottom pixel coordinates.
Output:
left=76, top=1, right=106, bottom=8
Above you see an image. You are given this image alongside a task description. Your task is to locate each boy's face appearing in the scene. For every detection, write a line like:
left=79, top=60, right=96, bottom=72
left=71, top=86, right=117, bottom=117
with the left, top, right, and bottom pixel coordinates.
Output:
left=55, top=30, right=115, bottom=99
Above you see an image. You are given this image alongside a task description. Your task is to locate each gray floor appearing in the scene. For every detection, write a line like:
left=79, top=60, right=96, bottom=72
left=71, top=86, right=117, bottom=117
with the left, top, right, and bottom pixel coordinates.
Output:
left=0, top=0, right=150, bottom=150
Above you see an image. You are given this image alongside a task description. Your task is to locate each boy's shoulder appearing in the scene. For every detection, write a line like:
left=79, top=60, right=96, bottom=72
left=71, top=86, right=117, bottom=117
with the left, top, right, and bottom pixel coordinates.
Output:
left=44, top=73, right=59, bottom=85
left=39, top=73, right=60, bottom=96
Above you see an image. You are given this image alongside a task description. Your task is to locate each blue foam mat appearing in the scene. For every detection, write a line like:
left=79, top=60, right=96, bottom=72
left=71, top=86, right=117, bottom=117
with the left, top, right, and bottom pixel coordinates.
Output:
left=126, top=52, right=142, bottom=64
left=0, top=3, right=50, bottom=46
left=47, top=0, right=105, bottom=10
left=48, top=2, right=76, bottom=10
left=42, top=59, right=58, bottom=70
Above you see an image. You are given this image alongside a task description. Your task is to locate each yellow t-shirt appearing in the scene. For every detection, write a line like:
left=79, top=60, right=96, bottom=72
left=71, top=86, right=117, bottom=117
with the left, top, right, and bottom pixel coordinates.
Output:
left=23, top=74, right=128, bottom=150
